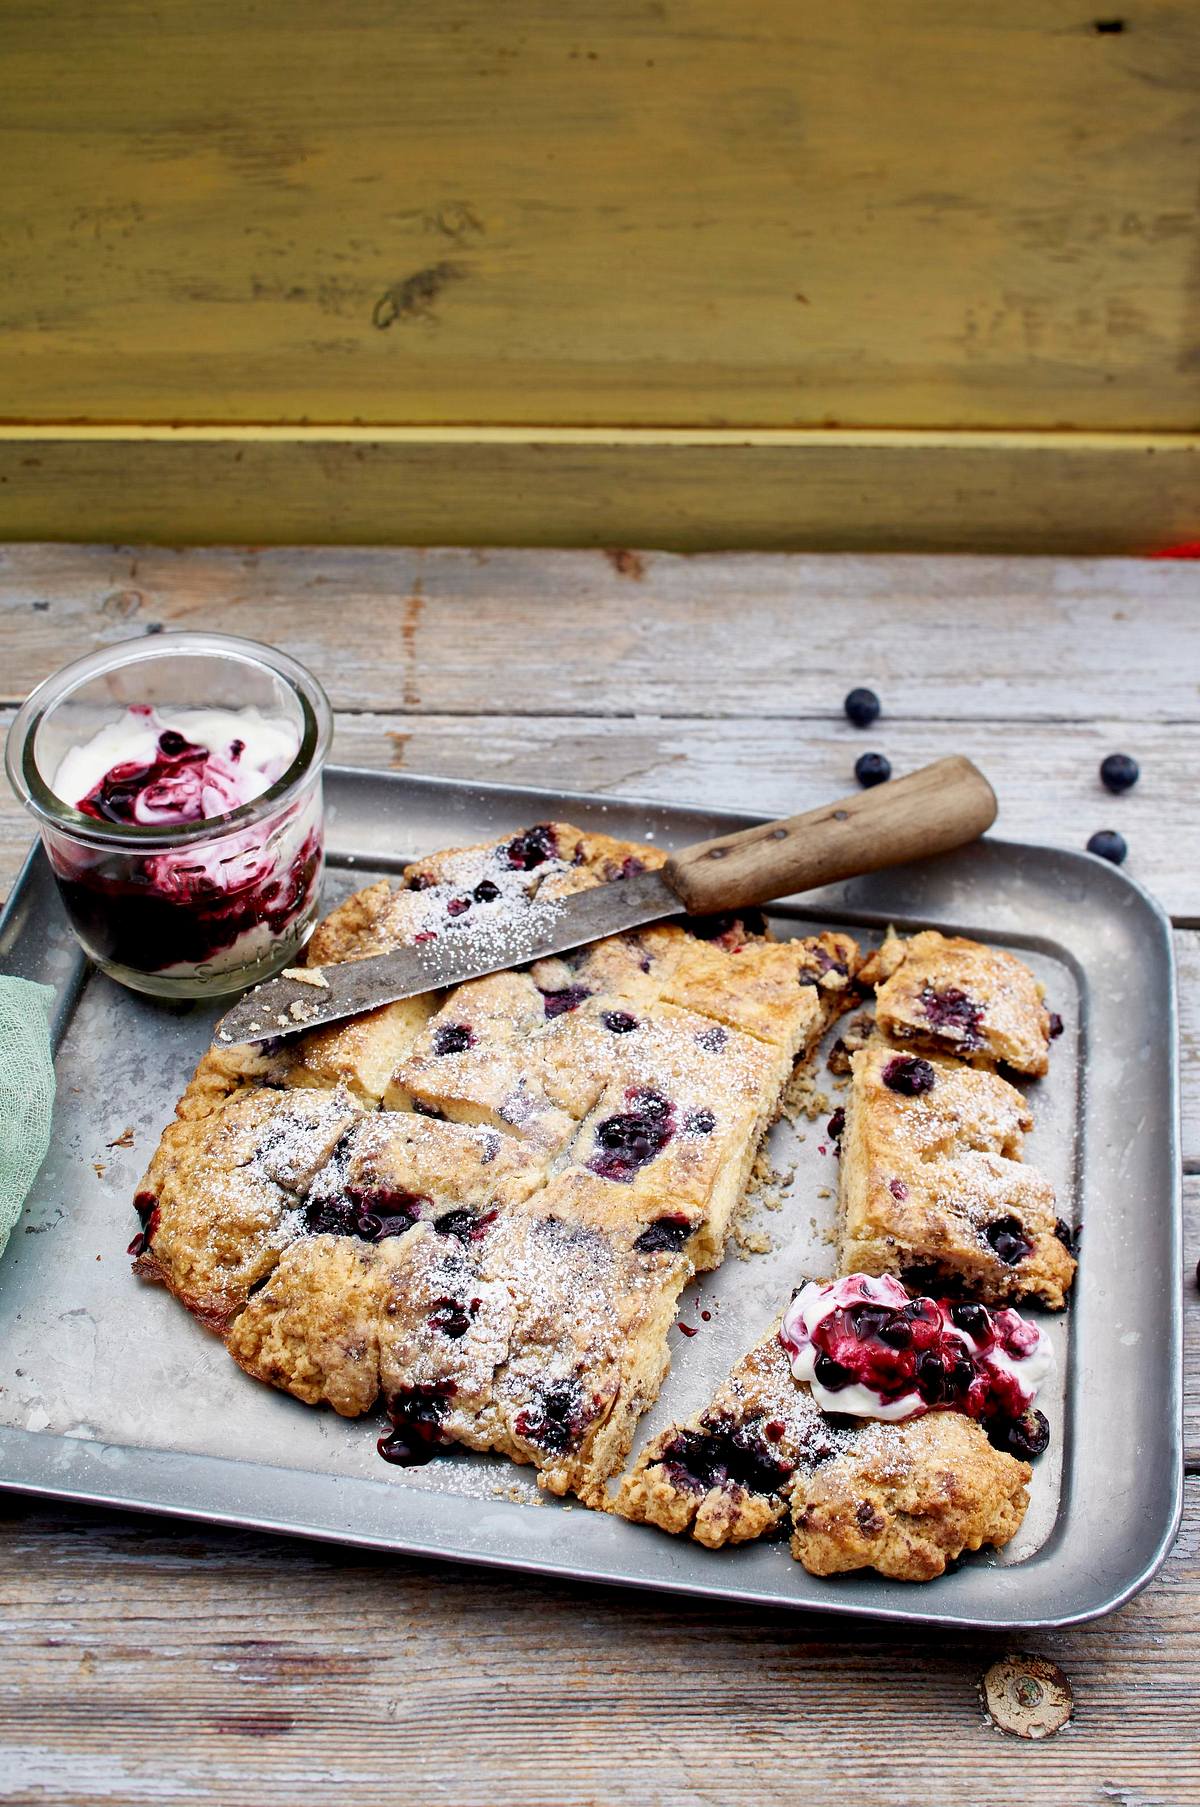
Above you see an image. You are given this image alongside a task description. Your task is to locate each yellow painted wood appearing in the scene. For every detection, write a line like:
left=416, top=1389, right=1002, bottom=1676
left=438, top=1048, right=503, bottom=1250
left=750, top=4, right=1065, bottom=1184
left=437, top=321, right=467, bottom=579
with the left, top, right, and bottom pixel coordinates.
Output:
left=0, top=428, right=1195, bottom=551
left=4, top=0, right=1199, bottom=433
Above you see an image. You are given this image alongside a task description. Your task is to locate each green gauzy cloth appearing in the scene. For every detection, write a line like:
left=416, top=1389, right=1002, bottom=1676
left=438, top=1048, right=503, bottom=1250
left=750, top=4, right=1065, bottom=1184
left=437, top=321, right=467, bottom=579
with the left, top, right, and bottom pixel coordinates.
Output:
left=0, top=976, right=56, bottom=1257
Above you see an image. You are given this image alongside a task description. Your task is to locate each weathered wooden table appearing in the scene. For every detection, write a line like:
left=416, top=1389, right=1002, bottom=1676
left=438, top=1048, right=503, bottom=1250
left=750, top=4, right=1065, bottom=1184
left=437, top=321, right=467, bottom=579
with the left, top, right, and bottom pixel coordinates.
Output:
left=1, top=546, right=1197, bottom=1804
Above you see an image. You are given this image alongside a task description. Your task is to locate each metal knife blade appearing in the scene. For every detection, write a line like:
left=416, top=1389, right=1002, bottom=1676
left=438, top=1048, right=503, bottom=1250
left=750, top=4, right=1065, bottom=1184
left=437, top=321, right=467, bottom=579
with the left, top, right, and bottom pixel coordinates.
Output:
left=214, top=868, right=683, bottom=1045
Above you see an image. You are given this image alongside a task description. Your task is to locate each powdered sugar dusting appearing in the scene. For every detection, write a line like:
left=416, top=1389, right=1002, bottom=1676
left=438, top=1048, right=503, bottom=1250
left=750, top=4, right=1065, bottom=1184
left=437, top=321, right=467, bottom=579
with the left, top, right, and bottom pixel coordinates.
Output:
left=138, top=821, right=862, bottom=1503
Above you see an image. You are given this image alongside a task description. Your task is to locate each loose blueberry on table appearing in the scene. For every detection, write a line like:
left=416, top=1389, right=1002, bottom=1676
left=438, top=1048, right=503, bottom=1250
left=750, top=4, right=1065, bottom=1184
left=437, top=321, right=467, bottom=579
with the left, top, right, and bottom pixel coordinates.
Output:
left=854, top=751, right=891, bottom=788
left=1099, top=752, right=1139, bottom=794
left=843, top=686, right=882, bottom=728
left=1087, top=828, right=1127, bottom=865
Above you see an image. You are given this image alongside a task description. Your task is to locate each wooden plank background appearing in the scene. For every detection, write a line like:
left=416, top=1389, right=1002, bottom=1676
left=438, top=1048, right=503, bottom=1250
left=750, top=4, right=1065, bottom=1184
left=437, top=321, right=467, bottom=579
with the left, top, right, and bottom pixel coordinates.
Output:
left=1, top=429, right=1197, bottom=552
left=0, top=545, right=1197, bottom=1802
left=2, top=2, right=1198, bottom=548
left=5, top=1, right=1199, bottom=430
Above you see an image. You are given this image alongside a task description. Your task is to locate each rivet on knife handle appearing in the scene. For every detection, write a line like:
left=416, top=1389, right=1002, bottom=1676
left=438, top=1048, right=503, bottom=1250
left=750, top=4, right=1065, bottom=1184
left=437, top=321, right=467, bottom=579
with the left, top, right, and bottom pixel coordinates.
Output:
left=661, top=756, right=997, bottom=915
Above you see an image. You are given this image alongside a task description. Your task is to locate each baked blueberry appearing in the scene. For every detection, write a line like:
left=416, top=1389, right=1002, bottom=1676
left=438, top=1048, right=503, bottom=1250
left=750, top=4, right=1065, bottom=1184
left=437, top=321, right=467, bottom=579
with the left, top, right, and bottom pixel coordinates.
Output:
left=997, top=1408, right=1050, bottom=1461
left=1100, top=752, right=1139, bottom=794
left=503, top=824, right=559, bottom=870
left=514, top=1378, right=589, bottom=1453
left=633, top=1214, right=693, bottom=1254
left=602, top=1010, right=639, bottom=1034
left=855, top=751, right=891, bottom=788
left=472, top=879, right=501, bottom=902
left=540, top=984, right=591, bottom=1017
left=882, top=1055, right=937, bottom=1096
left=432, top=1022, right=474, bottom=1056
left=661, top=1423, right=792, bottom=1496
left=1087, top=828, right=1127, bottom=865
left=434, top=1206, right=497, bottom=1244
left=984, top=1215, right=1033, bottom=1265
left=377, top=1381, right=456, bottom=1466
left=844, top=687, right=881, bottom=728
left=427, top=1297, right=476, bottom=1339
left=588, top=1090, right=675, bottom=1180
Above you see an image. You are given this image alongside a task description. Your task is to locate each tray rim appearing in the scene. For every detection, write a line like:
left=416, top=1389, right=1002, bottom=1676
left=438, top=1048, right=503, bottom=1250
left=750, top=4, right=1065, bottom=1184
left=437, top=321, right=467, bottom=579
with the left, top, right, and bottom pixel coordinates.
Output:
left=0, top=763, right=1183, bottom=1631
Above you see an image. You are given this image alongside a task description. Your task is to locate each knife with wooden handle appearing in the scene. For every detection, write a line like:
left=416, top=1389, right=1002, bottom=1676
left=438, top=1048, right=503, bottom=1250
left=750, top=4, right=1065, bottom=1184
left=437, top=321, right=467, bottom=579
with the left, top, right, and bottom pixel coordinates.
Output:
left=215, top=755, right=996, bottom=1045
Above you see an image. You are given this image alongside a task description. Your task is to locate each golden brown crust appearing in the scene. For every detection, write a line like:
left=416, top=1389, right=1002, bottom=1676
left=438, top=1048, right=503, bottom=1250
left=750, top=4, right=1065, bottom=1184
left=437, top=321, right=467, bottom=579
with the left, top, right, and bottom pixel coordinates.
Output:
left=839, top=1039, right=1074, bottom=1309
left=865, top=928, right=1052, bottom=1076
left=790, top=1412, right=1031, bottom=1581
left=654, top=928, right=861, bottom=1055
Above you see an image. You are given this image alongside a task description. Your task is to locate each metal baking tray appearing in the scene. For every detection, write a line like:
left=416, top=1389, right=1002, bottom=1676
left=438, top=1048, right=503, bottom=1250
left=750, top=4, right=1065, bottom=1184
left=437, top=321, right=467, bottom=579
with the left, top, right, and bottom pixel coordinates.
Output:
left=0, top=768, right=1182, bottom=1629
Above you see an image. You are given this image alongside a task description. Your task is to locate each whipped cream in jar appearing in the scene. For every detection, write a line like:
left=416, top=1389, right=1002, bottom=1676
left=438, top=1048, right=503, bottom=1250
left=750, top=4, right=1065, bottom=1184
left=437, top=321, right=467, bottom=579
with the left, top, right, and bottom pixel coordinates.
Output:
left=6, top=632, right=333, bottom=998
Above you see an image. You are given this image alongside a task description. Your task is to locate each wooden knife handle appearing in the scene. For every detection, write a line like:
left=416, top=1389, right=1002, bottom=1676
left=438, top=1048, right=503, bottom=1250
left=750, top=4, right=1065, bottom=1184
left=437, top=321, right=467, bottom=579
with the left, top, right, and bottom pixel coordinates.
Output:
left=662, top=756, right=997, bottom=915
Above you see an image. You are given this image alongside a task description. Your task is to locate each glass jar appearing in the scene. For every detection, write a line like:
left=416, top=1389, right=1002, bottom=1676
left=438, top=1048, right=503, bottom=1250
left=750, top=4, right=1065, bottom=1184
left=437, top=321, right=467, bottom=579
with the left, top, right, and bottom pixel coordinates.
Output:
left=5, top=631, right=333, bottom=999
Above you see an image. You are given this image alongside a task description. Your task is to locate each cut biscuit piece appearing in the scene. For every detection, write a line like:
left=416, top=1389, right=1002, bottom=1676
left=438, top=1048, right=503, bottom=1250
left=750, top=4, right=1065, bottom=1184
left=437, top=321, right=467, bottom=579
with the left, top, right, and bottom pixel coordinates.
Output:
left=331, top=1110, right=547, bottom=1220
left=284, top=997, right=440, bottom=1105
left=839, top=1040, right=1074, bottom=1309
left=615, top=1327, right=835, bottom=1547
left=537, top=923, right=860, bottom=1061
left=384, top=971, right=591, bottom=1151
left=615, top=1315, right=1032, bottom=1579
left=659, top=928, right=860, bottom=1054
left=133, top=1085, right=363, bottom=1327
left=790, top=1412, right=1031, bottom=1581
left=226, top=1233, right=397, bottom=1417
left=553, top=1006, right=781, bottom=1269
left=479, top=1208, right=692, bottom=1501
left=863, top=929, right=1052, bottom=1076
left=227, top=1117, right=545, bottom=1416
left=230, top=1181, right=693, bottom=1502
left=402, top=820, right=662, bottom=898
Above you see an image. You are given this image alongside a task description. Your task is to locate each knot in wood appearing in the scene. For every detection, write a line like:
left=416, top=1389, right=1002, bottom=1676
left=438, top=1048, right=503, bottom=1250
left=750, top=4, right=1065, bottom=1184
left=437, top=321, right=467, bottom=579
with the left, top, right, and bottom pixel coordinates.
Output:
left=981, top=1655, right=1073, bottom=1739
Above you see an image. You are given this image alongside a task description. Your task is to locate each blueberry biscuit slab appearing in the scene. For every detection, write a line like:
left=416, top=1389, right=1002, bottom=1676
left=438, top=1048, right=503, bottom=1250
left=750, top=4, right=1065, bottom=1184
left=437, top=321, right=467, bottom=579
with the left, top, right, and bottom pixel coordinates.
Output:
left=134, top=820, right=863, bottom=1501
left=838, top=1039, right=1075, bottom=1309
